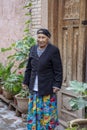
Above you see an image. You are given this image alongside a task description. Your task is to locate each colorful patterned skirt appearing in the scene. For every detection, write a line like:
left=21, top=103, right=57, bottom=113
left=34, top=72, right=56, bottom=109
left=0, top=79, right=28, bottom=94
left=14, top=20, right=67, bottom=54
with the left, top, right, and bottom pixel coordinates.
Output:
left=27, top=92, right=59, bottom=130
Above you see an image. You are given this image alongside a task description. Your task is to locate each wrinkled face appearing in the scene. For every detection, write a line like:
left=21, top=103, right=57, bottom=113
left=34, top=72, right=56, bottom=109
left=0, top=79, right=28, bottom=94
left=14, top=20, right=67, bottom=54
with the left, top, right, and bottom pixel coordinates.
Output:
left=37, top=34, right=49, bottom=48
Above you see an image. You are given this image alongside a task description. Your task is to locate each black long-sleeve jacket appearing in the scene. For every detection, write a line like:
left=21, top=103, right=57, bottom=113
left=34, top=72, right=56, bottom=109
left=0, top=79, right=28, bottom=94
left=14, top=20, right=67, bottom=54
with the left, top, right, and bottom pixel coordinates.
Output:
left=23, top=43, right=63, bottom=96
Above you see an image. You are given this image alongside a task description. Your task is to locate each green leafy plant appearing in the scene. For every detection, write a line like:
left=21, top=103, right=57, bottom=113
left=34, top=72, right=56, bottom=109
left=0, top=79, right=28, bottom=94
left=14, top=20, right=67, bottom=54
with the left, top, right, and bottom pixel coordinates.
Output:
left=0, top=1, right=34, bottom=97
left=0, top=63, right=4, bottom=85
left=0, top=62, right=14, bottom=85
left=1, top=36, right=35, bottom=69
left=3, top=73, right=23, bottom=95
left=23, top=1, right=32, bottom=36
left=18, top=89, right=29, bottom=98
left=66, top=80, right=87, bottom=110
left=67, top=81, right=87, bottom=95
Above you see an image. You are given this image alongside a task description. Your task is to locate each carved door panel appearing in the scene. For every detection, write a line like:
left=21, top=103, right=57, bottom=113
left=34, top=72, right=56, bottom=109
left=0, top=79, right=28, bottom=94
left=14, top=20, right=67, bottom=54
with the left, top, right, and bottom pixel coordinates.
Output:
left=57, top=0, right=87, bottom=126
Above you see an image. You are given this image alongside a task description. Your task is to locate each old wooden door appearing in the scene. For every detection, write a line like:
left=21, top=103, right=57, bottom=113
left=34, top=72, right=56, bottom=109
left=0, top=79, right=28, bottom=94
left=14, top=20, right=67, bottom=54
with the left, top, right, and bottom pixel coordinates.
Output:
left=57, top=0, right=87, bottom=126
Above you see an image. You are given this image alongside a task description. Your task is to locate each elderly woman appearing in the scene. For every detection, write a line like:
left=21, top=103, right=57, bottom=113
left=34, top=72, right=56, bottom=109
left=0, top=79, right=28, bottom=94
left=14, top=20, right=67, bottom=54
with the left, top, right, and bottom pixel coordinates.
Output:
left=23, top=28, right=63, bottom=130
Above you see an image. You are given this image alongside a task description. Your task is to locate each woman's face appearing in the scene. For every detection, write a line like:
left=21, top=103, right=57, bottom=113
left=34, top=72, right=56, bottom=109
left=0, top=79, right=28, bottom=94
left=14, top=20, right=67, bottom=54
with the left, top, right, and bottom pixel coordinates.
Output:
left=37, top=34, right=49, bottom=48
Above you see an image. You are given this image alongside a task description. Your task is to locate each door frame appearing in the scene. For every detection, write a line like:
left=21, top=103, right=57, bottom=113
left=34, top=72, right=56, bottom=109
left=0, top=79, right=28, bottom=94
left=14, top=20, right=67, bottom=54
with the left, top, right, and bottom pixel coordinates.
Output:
left=48, top=0, right=87, bottom=126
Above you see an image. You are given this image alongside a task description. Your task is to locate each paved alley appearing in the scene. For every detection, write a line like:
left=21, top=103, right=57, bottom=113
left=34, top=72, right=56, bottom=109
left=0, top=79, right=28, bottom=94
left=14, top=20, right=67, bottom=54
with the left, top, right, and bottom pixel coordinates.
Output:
left=0, top=100, right=27, bottom=130
left=0, top=100, right=65, bottom=130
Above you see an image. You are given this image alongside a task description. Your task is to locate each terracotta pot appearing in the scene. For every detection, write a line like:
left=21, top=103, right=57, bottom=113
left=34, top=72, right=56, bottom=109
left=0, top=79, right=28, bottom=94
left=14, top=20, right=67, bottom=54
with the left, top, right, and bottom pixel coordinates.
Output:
left=2, top=87, right=13, bottom=100
left=13, top=96, right=17, bottom=105
left=15, top=94, right=29, bottom=113
left=0, top=86, right=3, bottom=94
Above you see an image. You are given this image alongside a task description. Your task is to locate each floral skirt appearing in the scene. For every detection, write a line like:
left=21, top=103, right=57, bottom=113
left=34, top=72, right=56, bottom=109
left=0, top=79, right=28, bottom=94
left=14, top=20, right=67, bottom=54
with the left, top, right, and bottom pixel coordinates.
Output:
left=27, top=92, right=59, bottom=130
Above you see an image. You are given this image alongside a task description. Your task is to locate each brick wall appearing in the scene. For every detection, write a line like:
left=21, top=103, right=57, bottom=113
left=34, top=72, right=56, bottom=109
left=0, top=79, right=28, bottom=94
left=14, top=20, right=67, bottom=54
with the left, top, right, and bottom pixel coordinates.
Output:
left=31, top=0, right=48, bottom=39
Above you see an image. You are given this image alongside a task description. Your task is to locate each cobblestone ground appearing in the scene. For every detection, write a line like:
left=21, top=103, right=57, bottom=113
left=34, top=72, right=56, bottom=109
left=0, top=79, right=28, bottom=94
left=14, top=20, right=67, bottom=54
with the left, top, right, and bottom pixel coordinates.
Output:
left=0, top=100, right=65, bottom=130
left=0, top=100, right=27, bottom=130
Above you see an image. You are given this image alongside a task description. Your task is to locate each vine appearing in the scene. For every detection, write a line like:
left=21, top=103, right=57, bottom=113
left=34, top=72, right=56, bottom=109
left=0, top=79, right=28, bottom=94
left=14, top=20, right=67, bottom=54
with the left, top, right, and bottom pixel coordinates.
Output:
left=1, top=0, right=35, bottom=69
left=23, top=0, right=32, bottom=36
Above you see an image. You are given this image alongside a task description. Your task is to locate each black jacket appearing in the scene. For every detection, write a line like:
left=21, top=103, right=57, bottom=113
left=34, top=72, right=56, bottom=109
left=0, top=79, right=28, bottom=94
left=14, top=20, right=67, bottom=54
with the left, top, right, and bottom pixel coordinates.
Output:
left=23, top=43, right=63, bottom=96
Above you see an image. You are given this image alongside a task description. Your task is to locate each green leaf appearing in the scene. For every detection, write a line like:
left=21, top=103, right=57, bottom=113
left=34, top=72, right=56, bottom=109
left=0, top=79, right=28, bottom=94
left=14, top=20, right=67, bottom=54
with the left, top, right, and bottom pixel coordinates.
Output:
left=23, top=3, right=32, bottom=8
left=11, top=43, right=16, bottom=47
left=25, top=12, right=31, bottom=16
left=18, top=60, right=27, bottom=68
left=1, top=47, right=12, bottom=52
left=65, top=127, right=78, bottom=130
left=67, top=80, right=87, bottom=95
left=24, top=28, right=29, bottom=32
left=7, top=54, right=16, bottom=59
left=25, top=20, right=31, bottom=24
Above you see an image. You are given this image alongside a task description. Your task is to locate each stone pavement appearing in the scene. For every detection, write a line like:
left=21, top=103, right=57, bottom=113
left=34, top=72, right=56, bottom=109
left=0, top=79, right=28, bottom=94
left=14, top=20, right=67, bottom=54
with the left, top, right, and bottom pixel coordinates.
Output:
left=0, top=100, right=65, bottom=130
left=0, top=100, right=27, bottom=130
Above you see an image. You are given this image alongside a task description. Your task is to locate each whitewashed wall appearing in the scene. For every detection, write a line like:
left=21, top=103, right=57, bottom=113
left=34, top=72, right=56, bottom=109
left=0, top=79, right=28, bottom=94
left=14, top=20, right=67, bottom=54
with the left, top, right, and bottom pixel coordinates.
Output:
left=0, top=0, right=28, bottom=64
left=0, top=0, right=48, bottom=64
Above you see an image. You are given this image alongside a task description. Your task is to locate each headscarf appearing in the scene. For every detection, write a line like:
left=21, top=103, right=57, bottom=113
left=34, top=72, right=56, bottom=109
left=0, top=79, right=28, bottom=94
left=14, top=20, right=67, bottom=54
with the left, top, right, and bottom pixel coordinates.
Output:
left=37, top=28, right=51, bottom=38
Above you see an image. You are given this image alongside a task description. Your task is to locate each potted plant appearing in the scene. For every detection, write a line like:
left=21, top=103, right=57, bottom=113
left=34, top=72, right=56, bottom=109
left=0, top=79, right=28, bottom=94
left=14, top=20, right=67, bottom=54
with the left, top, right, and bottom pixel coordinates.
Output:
left=0, top=0, right=32, bottom=108
left=3, top=72, right=23, bottom=99
left=66, top=80, right=87, bottom=129
left=65, top=118, right=87, bottom=130
left=15, top=89, right=29, bottom=113
left=0, top=62, right=14, bottom=95
left=0, top=1, right=34, bottom=100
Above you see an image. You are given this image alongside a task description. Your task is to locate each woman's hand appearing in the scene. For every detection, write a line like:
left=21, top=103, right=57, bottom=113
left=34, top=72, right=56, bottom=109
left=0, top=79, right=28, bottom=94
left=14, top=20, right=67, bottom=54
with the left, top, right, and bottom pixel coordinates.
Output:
left=22, top=84, right=28, bottom=90
left=53, top=87, right=60, bottom=93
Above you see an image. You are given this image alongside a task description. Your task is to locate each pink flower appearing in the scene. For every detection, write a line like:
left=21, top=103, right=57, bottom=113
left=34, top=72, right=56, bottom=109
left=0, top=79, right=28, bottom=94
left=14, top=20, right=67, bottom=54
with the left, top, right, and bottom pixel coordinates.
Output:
left=18, top=71, right=22, bottom=74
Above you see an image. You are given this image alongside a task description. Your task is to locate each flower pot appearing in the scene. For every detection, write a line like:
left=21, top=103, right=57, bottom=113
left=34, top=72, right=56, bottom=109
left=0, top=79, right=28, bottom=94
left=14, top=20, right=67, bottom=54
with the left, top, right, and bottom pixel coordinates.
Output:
left=0, top=86, right=3, bottom=94
left=15, top=94, right=29, bottom=113
left=13, top=96, right=17, bottom=105
left=2, top=87, right=13, bottom=100
left=69, top=118, right=87, bottom=129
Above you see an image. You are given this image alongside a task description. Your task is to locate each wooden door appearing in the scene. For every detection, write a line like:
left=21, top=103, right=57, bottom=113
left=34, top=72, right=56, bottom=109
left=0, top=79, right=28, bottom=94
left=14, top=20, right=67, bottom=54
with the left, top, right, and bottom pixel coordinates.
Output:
left=57, top=0, right=87, bottom=126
